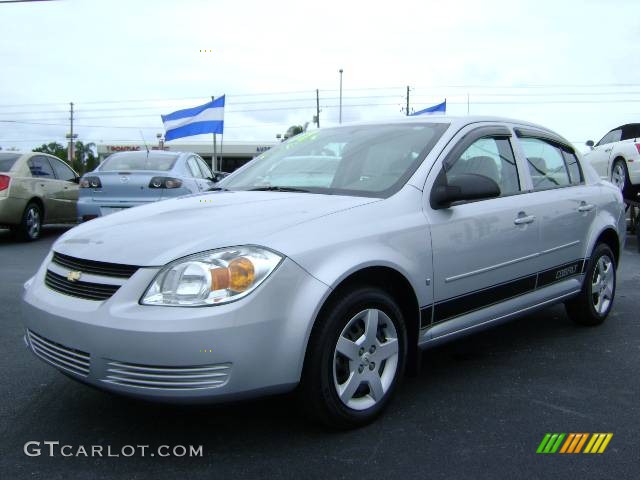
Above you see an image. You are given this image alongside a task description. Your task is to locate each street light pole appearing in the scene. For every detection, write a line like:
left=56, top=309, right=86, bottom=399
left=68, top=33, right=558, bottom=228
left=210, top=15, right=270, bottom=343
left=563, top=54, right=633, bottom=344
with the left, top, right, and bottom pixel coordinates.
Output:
left=338, top=69, right=343, bottom=124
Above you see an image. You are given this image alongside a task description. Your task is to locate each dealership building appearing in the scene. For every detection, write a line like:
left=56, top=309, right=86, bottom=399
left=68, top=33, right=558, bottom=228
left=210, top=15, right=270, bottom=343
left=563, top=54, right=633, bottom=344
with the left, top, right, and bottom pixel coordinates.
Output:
left=96, top=140, right=277, bottom=172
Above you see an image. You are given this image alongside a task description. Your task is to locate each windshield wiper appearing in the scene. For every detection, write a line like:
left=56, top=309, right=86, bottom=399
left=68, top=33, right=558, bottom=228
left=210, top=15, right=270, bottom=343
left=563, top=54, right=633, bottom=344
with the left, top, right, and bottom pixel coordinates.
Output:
left=208, top=186, right=230, bottom=191
left=248, top=186, right=311, bottom=193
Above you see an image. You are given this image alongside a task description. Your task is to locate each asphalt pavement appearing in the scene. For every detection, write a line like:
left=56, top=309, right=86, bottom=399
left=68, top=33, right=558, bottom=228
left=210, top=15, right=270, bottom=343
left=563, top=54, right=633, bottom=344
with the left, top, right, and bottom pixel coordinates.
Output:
left=0, top=226, right=638, bottom=479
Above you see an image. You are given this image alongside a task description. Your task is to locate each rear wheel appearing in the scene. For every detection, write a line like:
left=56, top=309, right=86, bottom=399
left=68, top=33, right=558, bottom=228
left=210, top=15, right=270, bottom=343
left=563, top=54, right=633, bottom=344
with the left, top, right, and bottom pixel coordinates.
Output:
left=611, top=159, right=632, bottom=196
left=301, top=287, right=407, bottom=429
left=17, top=202, right=42, bottom=241
left=565, top=243, right=616, bottom=326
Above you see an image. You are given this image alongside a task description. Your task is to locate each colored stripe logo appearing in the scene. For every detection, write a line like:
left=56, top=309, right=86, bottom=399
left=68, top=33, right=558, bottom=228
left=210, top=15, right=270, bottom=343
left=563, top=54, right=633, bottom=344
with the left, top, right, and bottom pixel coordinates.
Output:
left=537, top=433, right=613, bottom=454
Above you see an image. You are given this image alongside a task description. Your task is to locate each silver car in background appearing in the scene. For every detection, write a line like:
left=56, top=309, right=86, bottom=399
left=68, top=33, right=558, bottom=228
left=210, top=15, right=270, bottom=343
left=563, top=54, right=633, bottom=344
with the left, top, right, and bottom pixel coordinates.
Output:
left=77, top=150, right=217, bottom=221
left=22, top=116, right=625, bottom=429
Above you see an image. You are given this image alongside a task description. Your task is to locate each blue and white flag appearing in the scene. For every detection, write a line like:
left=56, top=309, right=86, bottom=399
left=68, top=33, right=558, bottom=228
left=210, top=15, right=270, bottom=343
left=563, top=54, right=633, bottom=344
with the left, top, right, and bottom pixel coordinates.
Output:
left=162, top=96, right=225, bottom=141
left=411, top=99, right=446, bottom=116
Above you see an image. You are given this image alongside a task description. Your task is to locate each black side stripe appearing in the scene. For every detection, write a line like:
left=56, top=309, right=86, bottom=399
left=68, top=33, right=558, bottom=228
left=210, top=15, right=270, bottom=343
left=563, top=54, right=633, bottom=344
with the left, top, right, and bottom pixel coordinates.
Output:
left=537, top=259, right=585, bottom=289
left=419, top=258, right=588, bottom=328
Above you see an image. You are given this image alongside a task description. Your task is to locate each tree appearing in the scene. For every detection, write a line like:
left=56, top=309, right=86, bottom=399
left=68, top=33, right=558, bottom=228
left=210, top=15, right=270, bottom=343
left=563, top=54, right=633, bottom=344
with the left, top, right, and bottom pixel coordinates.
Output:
left=33, top=142, right=66, bottom=162
left=74, top=141, right=97, bottom=173
left=32, top=141, right=98, bottom=174
left=283, top=125, right=304, bottom=140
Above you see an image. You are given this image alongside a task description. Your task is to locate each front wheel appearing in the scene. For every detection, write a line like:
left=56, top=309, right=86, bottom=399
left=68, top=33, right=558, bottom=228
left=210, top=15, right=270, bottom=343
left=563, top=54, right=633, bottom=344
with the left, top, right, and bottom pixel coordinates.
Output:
left=565, top=243, right=616, bottom=326
left=301, top=287, right=407, bottom=429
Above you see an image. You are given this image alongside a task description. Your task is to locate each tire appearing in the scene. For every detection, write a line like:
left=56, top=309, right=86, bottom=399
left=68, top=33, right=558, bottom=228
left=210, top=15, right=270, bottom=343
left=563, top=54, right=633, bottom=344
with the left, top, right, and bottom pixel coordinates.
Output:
left=17, top=202, right=42, bottom=241
left=611, top=159, right=632, bottom=197
left=301, top=286, right=407, bottom=429
left=565, top=243, right=616, bottom=326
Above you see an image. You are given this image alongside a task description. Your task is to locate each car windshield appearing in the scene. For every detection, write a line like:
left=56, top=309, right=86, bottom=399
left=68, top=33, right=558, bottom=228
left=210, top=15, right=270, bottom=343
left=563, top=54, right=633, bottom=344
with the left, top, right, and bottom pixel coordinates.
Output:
left=99, top=152, right=179, bottom=171
left=220, top=123, right=449, bottom=197
left=0, top=153, right=21, bottom=172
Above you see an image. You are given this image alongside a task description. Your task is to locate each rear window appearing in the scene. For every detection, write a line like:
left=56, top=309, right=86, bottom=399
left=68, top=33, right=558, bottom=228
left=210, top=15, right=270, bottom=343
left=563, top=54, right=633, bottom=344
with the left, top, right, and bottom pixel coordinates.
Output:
left=0, top=153, right=20, bottom=172
left=99, top=153, right=179, bottom=171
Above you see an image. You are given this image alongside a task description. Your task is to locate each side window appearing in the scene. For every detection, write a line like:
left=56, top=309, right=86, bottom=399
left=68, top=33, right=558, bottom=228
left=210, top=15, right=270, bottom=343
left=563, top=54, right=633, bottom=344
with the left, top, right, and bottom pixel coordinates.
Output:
left=27, top=156, right=55, bottom=178
left=597, top=129, right=621, bottom=146
left=520, top=138, right=571, bottom=190
left=446, top=136, right=520, bottom=196
left=196, top=157, right=212, bottom=178
left=562, top=151, right=583, bottom=185
left=49, top=158, right=76, bottom=182
left=186, top=157, right=204, bottom=178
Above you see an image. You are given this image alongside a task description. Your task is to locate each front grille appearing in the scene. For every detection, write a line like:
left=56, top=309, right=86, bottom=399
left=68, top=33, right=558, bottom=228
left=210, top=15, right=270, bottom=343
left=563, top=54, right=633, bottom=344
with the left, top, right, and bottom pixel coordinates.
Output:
left=45, top=270, right=120, bottom=301
left=102, top=361, right=231, bottom=390
left=27, top=330, right=90, bottom=377
left=52, top=252, right=139, bottom=279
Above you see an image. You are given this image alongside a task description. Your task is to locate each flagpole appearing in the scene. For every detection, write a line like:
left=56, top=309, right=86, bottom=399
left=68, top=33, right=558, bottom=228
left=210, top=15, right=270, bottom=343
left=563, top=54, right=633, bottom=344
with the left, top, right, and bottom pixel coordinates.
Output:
left=220, top=132, right=224, bottom=172
left=220, top=96, right=225, bottom=172
left=211, top=96, right=217, bottom=171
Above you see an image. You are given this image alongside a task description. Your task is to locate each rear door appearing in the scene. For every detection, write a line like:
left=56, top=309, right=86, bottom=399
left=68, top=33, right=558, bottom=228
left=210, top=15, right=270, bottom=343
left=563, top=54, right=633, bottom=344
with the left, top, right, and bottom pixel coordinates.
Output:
left=48, top=157, right=79, bottom=222
left=196, top=156, right=216, bottom=189
left=513, top=130, right=596, bottom=285
left=426, top=125, right=543, bottom=326
left=186, top=156, right=207, bottom=191
left=27, top=155, right=60, bottom=222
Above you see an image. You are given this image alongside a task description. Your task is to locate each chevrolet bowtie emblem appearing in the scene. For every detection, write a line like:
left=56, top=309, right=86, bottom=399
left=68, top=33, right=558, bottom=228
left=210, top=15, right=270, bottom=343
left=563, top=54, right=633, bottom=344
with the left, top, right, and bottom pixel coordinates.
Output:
left=66, top=271, right=82, bottom=282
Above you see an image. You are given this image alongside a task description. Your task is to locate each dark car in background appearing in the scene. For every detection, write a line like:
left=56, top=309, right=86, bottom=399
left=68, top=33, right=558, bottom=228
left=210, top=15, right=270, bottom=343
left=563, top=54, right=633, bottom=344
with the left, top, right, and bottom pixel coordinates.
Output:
left=77, top=150, right=220, bottom=221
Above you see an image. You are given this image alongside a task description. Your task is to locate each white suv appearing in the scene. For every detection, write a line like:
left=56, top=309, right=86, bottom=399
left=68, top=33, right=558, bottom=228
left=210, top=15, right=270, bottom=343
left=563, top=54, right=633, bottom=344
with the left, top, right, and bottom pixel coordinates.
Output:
left=584, top=123, right=640, bottom=196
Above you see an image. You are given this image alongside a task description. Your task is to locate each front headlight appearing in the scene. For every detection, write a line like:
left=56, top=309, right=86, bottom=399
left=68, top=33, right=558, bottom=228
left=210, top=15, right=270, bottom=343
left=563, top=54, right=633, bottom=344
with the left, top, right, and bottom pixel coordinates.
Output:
left=141, top=246, right=283, bottom=307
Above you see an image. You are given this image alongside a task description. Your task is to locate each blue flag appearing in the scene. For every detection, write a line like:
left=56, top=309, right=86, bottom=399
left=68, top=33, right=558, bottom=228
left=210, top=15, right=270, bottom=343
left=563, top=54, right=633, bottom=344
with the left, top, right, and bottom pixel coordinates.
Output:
left=411, top=99, right=446, bottom=116
left=162, top=96, right=225, bottom=141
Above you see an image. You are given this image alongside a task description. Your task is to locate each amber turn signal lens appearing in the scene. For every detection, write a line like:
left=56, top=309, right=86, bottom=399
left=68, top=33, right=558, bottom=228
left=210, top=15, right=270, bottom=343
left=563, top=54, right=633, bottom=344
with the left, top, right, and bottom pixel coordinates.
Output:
left=228, top=257, right=255, bottom=292
left=209, top=257, right=255, bottom=293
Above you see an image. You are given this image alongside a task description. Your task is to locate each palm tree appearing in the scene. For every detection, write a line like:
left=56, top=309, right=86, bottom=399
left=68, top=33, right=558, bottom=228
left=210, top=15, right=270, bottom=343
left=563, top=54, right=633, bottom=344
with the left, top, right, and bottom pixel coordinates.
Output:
left=73, top=141, right=97, bottom=174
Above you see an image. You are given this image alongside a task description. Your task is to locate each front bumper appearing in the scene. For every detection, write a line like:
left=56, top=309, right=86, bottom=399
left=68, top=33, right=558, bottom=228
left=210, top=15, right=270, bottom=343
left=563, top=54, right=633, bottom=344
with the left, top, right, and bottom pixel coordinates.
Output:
left=22, top=254, right=330, bottom=403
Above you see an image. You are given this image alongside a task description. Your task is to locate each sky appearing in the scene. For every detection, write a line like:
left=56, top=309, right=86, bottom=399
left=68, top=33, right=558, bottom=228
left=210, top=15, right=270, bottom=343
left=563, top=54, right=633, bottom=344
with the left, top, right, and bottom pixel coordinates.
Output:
left=0, top=0, right=639, bottom=152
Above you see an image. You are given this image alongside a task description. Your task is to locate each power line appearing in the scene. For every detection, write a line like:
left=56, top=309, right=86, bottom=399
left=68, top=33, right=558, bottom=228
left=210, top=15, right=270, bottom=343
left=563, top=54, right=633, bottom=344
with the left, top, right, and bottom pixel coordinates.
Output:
left=3, top=82, right=639, bottom=109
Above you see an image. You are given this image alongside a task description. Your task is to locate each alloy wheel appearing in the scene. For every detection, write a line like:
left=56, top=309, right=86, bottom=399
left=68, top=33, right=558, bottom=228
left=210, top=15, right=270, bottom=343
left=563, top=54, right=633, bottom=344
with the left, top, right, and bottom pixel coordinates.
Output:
left=332, top=308, right=399, bottom=411
left=611, top=163, right=626, bottom=190
left=26, top=207, right=41, bottom=239
left=591, top=255, right=614, bottom=315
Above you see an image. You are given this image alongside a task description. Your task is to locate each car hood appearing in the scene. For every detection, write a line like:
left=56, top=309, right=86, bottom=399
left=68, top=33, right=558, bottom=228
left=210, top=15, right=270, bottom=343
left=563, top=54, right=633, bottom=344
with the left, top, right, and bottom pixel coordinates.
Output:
left=54, top=191, right=379, bottom=266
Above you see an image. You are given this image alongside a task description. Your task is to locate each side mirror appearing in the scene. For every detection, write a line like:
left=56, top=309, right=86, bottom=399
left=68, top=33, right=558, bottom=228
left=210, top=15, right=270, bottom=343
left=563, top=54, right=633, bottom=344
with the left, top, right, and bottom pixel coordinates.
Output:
left=72, top=176, right=80, bottom=184
left=430, top=171, right=500, bottom=209
left=585, top=140, right=595, bottom=149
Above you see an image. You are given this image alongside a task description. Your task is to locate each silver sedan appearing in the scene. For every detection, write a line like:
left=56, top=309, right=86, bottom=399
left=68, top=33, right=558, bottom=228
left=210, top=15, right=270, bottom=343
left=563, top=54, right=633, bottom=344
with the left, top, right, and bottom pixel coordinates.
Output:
left=22, top=116, right=625, bottom=428
left=76, top=151, right=217, bottom=222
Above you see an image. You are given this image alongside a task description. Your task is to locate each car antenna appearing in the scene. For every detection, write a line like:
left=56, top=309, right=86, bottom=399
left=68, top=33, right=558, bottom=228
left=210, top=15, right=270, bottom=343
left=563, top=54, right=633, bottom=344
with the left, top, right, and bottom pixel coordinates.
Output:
left=139, top=130, right=150, bottom=157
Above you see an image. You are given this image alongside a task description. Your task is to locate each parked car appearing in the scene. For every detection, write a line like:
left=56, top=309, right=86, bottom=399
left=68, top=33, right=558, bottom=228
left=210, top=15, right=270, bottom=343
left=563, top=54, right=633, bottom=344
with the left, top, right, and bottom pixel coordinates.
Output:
left=584, top=123, right=640, bottom=196
left=77, top=150, right=217, bottom=221
left=0, top=152, right=79, bottom=241
left=22, top=117, right=625, bottom=428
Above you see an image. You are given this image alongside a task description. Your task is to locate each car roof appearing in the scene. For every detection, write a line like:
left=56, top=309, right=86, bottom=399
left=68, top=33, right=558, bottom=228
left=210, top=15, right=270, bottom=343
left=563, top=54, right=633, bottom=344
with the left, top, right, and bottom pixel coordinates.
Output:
left=106, top=150, right=187, bottom=157
left=333, top=115, right=571, bottom=145
left=610, top=123, right=640, bottom=131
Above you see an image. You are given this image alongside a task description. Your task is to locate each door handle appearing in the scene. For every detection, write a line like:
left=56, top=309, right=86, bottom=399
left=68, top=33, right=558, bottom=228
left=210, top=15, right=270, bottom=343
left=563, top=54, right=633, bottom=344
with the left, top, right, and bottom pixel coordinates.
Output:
left=514, top=214, right=536, bottom=225
left=604, top=148, right=612, bottom=152
left=578, top=203, right=595, bottom=212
